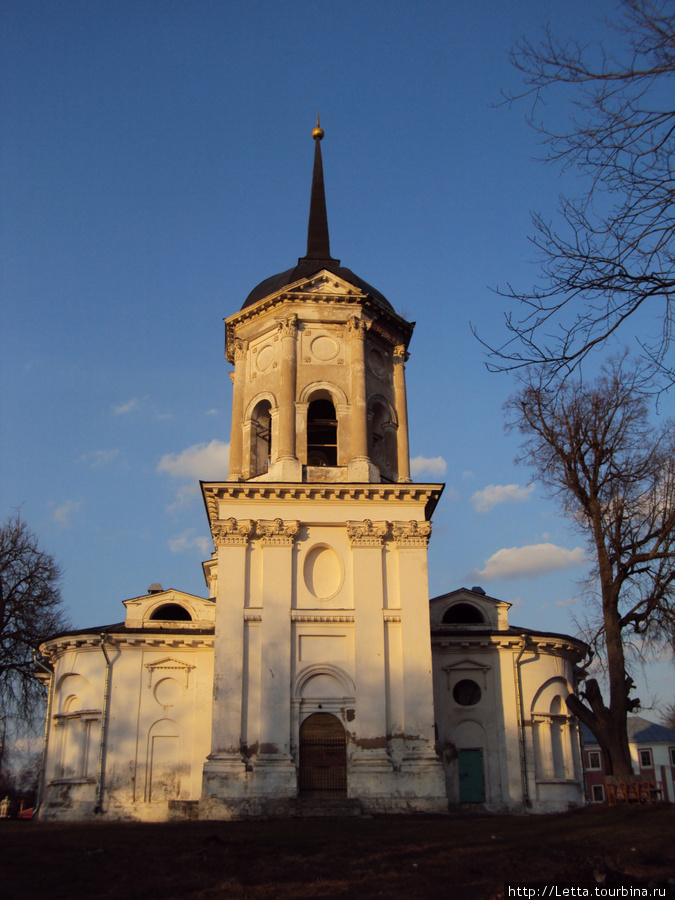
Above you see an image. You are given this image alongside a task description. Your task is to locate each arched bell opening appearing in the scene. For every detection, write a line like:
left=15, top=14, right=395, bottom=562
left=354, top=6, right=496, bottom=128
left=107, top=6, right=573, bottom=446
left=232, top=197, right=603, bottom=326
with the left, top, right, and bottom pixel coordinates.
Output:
left=249, top=399, right=272, bottom=477
left=307, top=396, right=338, bottom=467
left=368, top=399, right=398, bottom=482
left=298, top=712, right=347, bottom=798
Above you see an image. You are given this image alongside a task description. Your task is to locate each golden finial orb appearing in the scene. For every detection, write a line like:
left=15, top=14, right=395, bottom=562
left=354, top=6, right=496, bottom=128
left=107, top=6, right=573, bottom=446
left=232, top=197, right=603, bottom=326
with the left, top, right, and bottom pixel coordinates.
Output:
left=312, top=112, right=324, bottom=141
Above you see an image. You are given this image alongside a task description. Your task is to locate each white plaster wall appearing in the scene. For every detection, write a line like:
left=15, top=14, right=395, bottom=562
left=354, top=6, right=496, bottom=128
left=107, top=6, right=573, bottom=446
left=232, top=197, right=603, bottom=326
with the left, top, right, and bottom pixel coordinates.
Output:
left=40, top=637, right=213, bottom=822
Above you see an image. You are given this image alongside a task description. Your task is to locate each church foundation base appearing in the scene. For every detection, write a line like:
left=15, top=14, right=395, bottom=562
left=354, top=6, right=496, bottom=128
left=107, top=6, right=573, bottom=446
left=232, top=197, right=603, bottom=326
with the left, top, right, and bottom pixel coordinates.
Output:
left=201, top=753, right=298, bottom=812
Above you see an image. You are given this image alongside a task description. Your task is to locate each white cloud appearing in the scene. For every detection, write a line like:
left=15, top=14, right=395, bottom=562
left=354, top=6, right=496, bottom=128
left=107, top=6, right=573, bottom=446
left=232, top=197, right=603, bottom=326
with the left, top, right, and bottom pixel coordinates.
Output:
left=158, top=439, right=230, bottom=480
left=410, top=455, right=447, bottom=477
left=79, top=449, right=120, bottom=468
left=53, top=499, right=83, bottom=527
left=112, top=397, right=141, bottom=415
left=471, top=483, right=535, bottom=513
left=474, top=543, right=587, bottom=581
left=158, top=440, right=230, bottom=509
left=205, top=408, right=219, bottom=416
left=168, top=529, right=211, bottom=556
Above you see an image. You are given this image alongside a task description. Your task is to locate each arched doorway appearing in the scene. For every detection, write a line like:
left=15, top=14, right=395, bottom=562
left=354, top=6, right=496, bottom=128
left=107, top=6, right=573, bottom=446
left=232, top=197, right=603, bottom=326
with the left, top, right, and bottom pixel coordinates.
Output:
left=298, top=713, right=347, bottom=798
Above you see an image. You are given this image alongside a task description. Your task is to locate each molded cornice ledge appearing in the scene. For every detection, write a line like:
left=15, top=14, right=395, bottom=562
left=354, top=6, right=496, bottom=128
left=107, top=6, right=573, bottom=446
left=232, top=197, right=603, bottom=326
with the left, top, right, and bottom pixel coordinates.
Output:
left=201, top=481, right=445, bottom=526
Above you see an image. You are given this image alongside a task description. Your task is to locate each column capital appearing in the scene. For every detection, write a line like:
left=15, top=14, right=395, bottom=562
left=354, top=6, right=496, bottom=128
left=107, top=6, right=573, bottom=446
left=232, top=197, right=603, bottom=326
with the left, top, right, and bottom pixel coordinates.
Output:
left=347, top=315, right=368, bottom=340
left=391, top=519, right=431, bottom=547
left=393, top=344, right=409, bottom=365
left=258, top=518, right=300, bottom=546
left=233, top=338, right=248, bottom=362
left=347, top=519, right=389, bottom=547
left=213, top=517, right=255, bottom=546
left=277, top=314, right=298, bottom=338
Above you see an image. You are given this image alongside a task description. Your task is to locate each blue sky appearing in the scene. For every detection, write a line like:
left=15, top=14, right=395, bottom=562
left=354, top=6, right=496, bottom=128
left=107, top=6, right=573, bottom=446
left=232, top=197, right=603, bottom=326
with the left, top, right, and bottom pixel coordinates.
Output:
left=2, top=0, right=673, bottom=715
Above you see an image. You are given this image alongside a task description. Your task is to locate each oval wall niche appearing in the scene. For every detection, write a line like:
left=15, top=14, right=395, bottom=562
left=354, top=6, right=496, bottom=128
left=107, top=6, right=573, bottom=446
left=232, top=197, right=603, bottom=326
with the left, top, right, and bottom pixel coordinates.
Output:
left=256, top=345, right=274, bottom=372
left=311, top=335, right=340, bottom=362
left=304, top=545, right=343, bottom=600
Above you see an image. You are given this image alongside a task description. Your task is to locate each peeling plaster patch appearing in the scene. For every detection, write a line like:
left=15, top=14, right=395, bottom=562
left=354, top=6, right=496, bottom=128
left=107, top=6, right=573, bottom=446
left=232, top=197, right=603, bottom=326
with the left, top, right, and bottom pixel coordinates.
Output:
left=355, top=737, right=387, bottom=750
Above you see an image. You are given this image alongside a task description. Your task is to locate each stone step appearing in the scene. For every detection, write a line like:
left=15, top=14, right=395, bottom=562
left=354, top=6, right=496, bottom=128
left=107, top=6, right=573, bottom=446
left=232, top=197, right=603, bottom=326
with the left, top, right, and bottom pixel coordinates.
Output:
left=293, top=798, right=362, bottom=818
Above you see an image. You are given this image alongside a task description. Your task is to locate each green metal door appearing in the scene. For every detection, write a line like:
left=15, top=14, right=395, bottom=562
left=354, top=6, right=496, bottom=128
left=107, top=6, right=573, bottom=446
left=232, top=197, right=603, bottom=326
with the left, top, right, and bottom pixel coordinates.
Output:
left=458, top=748, right=484, bottom=803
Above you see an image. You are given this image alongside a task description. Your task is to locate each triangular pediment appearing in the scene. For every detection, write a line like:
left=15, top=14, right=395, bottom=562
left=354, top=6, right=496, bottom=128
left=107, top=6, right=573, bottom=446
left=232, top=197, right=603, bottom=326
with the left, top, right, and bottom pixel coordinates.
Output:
left=442, top=658, right=491, bottom=674
left=297, top=271, right=362, bottom=295
left=144, top=656, right=195, bottom=689
left=145, top=656, right=195, bottom=672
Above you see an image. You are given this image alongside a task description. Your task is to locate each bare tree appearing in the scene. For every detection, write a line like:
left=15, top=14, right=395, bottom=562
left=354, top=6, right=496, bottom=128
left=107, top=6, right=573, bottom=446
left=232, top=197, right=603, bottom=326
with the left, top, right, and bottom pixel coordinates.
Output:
left=661, top=701, right=675, bottom=731
left=506, top=357, right=675, bottom=775
left=0, top=515, right=68, bottom=729
left=484, top=0, right=675, bottom=384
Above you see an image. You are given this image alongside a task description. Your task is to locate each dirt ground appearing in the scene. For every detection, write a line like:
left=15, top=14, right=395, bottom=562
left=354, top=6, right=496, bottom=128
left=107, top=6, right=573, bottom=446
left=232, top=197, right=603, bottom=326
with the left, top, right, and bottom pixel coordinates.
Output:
left=2, top=804, right=674, bottom=899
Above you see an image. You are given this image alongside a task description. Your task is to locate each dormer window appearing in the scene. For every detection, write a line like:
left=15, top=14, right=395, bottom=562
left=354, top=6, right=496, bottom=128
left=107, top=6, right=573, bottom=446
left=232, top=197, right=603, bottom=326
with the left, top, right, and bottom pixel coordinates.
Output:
left=150, top=604, right=192, bottom=622
left=442, top=603, right=485, bottom=625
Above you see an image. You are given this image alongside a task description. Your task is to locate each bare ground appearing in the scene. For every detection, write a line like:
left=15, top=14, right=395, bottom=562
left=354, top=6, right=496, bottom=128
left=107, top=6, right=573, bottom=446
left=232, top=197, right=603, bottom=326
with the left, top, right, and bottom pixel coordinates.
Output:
left=2, top=805, right=674, bottom=899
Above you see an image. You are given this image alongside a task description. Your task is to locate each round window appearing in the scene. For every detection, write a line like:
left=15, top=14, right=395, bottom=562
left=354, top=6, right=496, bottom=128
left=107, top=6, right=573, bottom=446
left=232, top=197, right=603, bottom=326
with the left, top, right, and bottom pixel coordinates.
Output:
left=453, top=679, right=482, bottom=706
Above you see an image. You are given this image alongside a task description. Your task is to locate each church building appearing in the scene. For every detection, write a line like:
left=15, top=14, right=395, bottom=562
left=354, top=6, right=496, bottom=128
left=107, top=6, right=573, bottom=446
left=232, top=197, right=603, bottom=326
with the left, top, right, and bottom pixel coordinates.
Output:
left=36, top=124, right=587, bottom=820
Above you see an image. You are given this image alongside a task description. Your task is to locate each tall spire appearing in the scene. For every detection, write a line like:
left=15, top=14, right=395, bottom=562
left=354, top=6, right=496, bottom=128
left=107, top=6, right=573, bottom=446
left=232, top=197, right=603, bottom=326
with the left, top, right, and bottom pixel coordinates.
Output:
left=304, top=114, right=334, bottom=261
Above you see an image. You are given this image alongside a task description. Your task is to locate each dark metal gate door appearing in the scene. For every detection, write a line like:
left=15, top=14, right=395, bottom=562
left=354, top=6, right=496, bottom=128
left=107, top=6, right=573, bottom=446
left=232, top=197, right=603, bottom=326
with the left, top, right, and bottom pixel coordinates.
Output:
left=299, top=713, right=347, bottom=798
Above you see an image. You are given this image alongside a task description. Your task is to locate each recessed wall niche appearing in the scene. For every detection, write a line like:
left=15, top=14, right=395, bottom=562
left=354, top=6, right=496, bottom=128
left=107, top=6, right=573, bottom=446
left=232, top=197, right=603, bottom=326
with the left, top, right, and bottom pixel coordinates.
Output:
left=303, top=544, right=343, bottom=600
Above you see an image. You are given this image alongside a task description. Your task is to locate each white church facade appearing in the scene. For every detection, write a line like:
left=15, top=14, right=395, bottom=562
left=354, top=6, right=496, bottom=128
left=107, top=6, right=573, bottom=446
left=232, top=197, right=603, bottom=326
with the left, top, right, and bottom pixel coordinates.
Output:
left=36, top=125, right=587, bottom=820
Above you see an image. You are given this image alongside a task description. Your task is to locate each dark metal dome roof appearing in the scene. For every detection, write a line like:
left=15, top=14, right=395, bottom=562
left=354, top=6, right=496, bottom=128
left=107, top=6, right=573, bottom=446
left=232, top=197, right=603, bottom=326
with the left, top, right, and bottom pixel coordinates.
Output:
left=242, top=259, right=392, bottom=310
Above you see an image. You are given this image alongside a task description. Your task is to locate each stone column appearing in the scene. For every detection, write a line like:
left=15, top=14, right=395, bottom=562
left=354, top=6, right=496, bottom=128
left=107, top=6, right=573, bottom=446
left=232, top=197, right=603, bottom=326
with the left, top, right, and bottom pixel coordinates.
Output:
left=273, top=316, right=302, bottom=481
left=202, top=517, right=255, bottom=797
left=393, top=345, right=411, bottom=483
left=227, top=339, right=248, bottom=481
left=277, top=315, right=298, bottom=460
left=348, top=316, right=372, bottom=481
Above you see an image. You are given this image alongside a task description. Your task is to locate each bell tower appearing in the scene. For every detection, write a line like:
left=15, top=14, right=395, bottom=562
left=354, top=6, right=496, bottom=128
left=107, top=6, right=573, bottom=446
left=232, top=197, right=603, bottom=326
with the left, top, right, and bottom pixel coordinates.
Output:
left=225, top=120, right=413, bottom=486
left=200, top=123, right=447, bottom=817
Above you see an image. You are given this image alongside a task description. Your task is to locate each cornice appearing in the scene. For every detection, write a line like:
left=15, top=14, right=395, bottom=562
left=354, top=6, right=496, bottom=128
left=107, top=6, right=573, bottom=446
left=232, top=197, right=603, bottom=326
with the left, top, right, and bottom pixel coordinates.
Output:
left=201, top=482, right=443, bottom=528
left=40, top=633, right=214, bottom=662
left=224, top=286, right=412, bottom=362
left=431, top=630, right=586, bottom=659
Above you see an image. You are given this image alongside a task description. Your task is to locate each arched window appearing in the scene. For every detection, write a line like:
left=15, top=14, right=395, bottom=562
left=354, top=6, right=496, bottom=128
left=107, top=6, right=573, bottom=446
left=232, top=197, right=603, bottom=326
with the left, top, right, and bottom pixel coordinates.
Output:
left=150, top=604, right=192, bottom=621
left=307, top=398, right=337, bottom=466
left=549, top=696, right=567, bottom=780
left=442, top=603, right=485, bottom=625
left=250, top=399, right=272, bottom=476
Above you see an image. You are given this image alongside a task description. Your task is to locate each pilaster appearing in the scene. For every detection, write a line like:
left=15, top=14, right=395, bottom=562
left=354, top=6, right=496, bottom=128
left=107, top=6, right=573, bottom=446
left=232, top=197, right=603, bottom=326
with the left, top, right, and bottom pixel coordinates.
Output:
left=255, top=518, right=299, bottom=794
left=347, top=520, right=391, bottom=780
left=202, top=517, right=254, bottom=791
left=391, top=520, right=439, bottom=763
